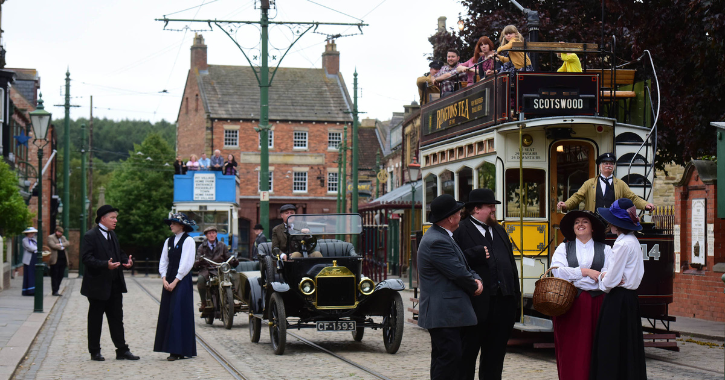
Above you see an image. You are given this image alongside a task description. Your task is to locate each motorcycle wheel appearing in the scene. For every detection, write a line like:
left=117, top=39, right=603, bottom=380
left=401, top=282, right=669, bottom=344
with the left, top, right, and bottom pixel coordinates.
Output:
left=269, top=293, right=287, bottom=355
left=204, top=294, right=214, bottom=325
left=223, top=287, right=234, bottom=330
left=249, top=314, right=261, bottom=343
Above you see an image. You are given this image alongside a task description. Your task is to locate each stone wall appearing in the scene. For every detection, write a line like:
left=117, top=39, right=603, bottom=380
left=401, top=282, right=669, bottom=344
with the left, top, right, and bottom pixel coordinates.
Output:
left=652, top=162, right=685, bottom=207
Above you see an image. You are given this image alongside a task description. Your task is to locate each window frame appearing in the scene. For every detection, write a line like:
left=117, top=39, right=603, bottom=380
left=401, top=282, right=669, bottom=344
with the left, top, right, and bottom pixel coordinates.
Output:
left=328, top=131, right=342, bottom=150
left=293, top=131, right=308, bottom=150
left=293, top=171, right=308, bottom=193
left=327, top=171, right=339, bottom=193
left=224, top=129, right=239, bottom=148
left=258, top=130, right=274, bottom=149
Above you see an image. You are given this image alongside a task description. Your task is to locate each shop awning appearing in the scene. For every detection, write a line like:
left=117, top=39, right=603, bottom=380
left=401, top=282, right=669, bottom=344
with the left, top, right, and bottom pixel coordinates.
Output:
left=360, top=180, right=422, bottom=210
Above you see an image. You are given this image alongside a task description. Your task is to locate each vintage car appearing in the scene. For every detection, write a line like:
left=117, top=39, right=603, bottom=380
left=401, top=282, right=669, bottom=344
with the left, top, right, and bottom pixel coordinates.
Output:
left=238, top=214, right=405, bottom=355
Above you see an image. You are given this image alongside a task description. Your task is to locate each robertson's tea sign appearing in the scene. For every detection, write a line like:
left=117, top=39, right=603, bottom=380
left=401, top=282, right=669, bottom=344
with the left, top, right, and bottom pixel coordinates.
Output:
left=516, top=73, right=599, bottom=116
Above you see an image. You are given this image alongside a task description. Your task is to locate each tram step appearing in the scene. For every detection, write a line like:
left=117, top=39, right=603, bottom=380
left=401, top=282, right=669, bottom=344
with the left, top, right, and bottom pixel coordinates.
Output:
left=407, top=318, right=418, bottom=325
left=408, top=307, right=419, bottom=315
left=643, top=333, right=678, bottom=340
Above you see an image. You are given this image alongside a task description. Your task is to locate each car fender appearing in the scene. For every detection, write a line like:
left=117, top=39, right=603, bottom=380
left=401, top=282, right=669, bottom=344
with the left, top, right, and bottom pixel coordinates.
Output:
left=374, top=278, right=405, bottom=292
left=244, top=274, right=265, bottom=314
left=271, top=282, right=290, bottom=293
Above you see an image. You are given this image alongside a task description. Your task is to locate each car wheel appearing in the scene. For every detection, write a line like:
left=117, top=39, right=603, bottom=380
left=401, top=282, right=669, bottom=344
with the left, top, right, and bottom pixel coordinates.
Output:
left=249, top=314, right=261, bottom=343
left=204, top=293, right=214, bottom=325
left=269, top=292, right=287, bottom=355
left=382, top=292, right=404, bottom=354
left=223, top=287, right=234, bottom=330
left=263, top=255, right=276, bottom=287
left=352, top=326, right=364, bottom=342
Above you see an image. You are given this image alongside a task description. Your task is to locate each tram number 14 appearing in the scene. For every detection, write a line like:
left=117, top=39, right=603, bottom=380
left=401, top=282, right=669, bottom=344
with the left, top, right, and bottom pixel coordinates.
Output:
left=641, top=244, right=660, bottom=261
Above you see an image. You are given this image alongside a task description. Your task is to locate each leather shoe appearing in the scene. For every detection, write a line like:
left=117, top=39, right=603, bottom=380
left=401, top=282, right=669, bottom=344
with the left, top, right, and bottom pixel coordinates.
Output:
left=116, top=351, right=140, bottom=360
left=52, top=292, right=61, bottom=296
left=91, top=353, right=105, bottom=361
left=167, top=354, right=180, bottom=361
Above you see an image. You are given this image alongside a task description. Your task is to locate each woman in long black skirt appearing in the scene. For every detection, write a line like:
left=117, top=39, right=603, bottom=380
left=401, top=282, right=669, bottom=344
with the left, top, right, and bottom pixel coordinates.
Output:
left=154, top=213, right=197, bottom=361
left=591, top=199, right=647, bottom=379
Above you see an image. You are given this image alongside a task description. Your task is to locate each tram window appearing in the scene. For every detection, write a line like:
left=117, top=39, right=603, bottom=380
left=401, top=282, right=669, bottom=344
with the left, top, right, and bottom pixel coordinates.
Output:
left=617, top=153, right=648, bottom=165
left=184, top=211, right=228, bottom=234
left=425, top=174, right=437, bottom=213
left=615, top=132, right=644, bottom=144
left=440, top=171, right=455, bottom=197
left=477, top=162, right=496, bottom=190
left=505, top=169, right=546, bottom=218
left=458, top=167, right=474, bottom=203
left=620, top=174, right=651, bottom=187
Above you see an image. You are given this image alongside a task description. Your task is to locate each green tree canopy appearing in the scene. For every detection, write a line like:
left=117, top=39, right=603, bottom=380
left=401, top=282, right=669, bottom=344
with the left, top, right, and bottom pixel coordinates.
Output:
left=0, top=160, right=33, bottom=236
left=106, top=133, right=175, bottom=252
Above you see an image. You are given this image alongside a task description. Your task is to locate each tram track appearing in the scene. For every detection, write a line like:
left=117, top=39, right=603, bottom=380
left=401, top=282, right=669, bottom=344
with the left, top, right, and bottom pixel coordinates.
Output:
left=133, top=277, right=392, bottom=380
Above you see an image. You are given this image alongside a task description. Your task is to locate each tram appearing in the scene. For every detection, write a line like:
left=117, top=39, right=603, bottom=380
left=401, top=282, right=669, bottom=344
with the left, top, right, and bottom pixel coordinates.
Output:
left=410, top=42, right=677, bottom=349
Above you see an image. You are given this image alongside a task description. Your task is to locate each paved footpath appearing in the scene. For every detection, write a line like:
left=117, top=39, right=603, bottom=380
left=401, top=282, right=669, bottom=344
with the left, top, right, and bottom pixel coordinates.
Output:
left=5, top=274, right=725, bottom=379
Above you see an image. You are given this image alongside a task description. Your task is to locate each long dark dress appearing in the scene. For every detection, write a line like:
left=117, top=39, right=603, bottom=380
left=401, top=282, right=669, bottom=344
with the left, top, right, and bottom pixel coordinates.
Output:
left=22, top=237, right=37, bottom=296
left=153, top=234, right=196, bottom=357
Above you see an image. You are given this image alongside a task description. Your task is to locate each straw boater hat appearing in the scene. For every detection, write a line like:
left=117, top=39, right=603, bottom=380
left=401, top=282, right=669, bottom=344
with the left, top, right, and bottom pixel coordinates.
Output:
left=559, top=210, right=607, bottom=243
left=163, top=212, right=197, bottom=233
left=428, top=194, right=465, bottom=224
left=597, top=198, right=643, bottom=232
left=22, top=227, right=38, bottom=234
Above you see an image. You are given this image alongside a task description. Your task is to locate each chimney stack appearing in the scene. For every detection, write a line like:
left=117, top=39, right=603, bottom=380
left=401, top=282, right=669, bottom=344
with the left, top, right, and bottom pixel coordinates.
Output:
left=191, top=33, right=208, bottom=71
left=437, top=16, right=447, bottom=33
left=322, top=40, right=340, bottom=75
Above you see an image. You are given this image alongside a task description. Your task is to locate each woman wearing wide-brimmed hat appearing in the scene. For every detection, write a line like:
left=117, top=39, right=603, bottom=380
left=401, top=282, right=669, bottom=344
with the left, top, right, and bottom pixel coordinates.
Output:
left=21, top=227, right=39, bottom=296
left=153, top=213, right=198, bottom=361
left=590, top=199, right=647, bottom=379
left=549, top=211, right=612, bottom=380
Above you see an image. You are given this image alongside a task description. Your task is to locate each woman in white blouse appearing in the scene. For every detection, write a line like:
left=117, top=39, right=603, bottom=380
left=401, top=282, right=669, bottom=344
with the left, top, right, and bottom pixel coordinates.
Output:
left=590, top=198, right=647, bottom=379
left=153, top=213, right=198, bottom=361
left=550, top=211, right=611, bottom=380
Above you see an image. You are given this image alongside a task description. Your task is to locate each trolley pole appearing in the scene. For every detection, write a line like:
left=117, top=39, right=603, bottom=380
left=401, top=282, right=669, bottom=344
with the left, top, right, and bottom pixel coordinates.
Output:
left=519, top=122, right=525, bottom=324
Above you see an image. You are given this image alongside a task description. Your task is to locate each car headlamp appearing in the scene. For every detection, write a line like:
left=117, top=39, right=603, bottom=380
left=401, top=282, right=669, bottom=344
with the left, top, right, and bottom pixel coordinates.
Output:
left=359, top=278, right=375, bottom=295
left=299, top=277, right=315, bottom=295
left=221, top=262, right=231, bottom=274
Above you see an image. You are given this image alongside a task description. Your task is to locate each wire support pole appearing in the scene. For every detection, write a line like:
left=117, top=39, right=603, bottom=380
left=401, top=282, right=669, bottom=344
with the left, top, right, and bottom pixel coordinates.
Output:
left=62, top=70, right=71, bottom=236
left=351, top=71, right=360, bottom=250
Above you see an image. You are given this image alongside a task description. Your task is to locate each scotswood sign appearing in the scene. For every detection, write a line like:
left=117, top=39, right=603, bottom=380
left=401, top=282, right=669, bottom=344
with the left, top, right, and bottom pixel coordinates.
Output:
left=516, top=73, right=599, bottom=116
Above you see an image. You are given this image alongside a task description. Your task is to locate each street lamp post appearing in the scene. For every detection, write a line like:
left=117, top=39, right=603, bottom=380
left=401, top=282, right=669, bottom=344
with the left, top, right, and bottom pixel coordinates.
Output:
left=29, top=94, right=52, bottom=313
left=407, top=158, right=420, bottom=289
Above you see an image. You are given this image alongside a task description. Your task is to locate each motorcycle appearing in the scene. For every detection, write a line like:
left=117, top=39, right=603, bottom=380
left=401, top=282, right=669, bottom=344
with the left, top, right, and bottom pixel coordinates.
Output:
left=199, top=256, right=246, bottom=329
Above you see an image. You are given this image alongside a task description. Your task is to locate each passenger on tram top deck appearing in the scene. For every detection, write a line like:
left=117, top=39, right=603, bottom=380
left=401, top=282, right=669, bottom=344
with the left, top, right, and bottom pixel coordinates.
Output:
left=496, top=25, right=533, bottom=73
left=557, top=153, right=655, bottom=213
left=556, top=41, right=582, bottom=73
left=416, top=60, right=443, bottom=105
left=457, top=36, right=497, bottom=86
left=198, top=153, right=211, bottom=171
left=431, top=49, right=462, bottom=98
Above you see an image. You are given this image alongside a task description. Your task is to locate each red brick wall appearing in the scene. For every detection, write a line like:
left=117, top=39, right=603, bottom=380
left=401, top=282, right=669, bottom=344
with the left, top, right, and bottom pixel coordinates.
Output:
left=671, top=166, right=725, bottom=322
left=26, top=129, right=55, bottom=238
left=176, top=70, right=208, bottom=159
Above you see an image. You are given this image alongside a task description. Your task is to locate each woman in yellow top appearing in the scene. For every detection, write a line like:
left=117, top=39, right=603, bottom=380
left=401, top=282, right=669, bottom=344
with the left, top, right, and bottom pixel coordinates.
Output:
left=557, top=42, right=582, bottom=72
left=496, top=25, right=532, bottom=73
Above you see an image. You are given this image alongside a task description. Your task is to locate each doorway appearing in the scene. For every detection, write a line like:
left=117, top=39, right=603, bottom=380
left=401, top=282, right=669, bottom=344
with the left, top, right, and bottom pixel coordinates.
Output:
left=550, top=141, right=596, bottom=244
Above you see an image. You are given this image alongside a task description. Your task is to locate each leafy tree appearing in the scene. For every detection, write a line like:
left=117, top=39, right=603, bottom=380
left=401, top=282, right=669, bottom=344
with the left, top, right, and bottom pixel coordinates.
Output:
left=433, top=0, right=725, bottom=169
left=0, top=160, right=33, bottom=236
left=106, top=133, right=175, bottom=253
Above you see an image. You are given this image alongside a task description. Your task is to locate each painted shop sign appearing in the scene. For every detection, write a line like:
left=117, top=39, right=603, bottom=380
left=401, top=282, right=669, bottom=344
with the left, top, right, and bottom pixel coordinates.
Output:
left=194, top=173, right=216, bottom=201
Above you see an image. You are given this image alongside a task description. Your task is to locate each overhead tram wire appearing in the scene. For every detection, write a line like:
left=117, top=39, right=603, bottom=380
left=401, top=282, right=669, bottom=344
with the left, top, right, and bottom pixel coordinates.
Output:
left=304, top=0, right=364, bottom=22
left=163, top=0, right=223, bottom=17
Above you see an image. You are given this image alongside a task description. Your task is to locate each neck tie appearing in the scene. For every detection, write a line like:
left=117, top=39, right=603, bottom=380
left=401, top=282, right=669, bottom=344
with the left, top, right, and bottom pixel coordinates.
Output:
left=601, top=175, right=613, bottom=193
left=469, top=217, right=493, bottom=244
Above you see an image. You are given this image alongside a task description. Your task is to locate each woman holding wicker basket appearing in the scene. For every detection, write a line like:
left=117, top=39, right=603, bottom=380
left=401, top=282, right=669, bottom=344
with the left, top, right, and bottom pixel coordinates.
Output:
left=549, top=210, right=612, bottom=380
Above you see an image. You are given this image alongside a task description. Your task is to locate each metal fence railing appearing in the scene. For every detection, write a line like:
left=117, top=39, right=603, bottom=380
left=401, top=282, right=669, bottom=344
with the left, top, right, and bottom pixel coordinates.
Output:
left=651, top=205, right=675, bottom=234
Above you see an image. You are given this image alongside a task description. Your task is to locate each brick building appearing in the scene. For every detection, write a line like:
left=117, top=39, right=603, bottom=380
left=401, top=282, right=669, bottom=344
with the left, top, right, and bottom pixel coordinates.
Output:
left=671, top=160, right=725, bottom=322
left=176, top=34, right=353, bottom=252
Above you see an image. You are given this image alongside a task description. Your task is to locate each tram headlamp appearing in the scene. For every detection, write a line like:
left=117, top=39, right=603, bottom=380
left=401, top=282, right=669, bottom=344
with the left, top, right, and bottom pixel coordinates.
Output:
left=220, top=262, right=231, bottom=274
left=359, top=278, right=375, bottom=295
left=299, top=277, right=315, bottom=295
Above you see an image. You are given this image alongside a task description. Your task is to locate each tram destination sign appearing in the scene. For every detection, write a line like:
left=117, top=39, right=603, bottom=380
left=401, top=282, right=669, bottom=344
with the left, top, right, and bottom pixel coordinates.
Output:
left=516, top=73, right=599, bottom=116
left=421, top=76, right=509, bottom=146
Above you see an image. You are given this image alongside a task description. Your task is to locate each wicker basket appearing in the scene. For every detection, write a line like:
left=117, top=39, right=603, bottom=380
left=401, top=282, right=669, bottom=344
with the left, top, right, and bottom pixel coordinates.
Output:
left=532, top=267, right=577, bottom=317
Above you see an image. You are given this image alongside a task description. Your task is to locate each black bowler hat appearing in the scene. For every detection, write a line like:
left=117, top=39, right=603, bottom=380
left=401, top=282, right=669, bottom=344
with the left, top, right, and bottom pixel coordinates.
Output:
left=429, top=60, right=444, bottom=70
left=466, top=188, right=501, bottom=206
left=279, top=204, right=297, bottom=212
left=559, top=210, right=606, bottom=243
left=428, top=194, right=465, bottom=224
left=596, top=153, right=616, bottom=165
left=253, top=223, right=264, bottom=230
left=95, top=205, right=119, bottom=224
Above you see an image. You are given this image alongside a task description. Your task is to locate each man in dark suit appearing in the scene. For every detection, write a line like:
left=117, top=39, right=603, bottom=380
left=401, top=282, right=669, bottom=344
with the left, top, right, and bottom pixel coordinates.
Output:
left=454, top=189, right=519, bottom=380
left=251, top=223, right=267, bottom=259
left=81, top=205, right=139, bottom=362
left=417, top=194, right=484, bottom=380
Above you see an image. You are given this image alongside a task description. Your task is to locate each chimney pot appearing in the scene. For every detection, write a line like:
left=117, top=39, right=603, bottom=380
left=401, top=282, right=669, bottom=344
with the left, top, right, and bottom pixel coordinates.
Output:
left=191, top=33, right=208, bottom=71
left=322, top=40, right=340, bottom=75
left=437, top=16, right=447, bottom=33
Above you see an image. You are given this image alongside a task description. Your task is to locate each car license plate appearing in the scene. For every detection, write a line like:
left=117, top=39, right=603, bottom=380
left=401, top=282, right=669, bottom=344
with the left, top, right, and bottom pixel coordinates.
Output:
left=316, top=321, right=356, bottom=331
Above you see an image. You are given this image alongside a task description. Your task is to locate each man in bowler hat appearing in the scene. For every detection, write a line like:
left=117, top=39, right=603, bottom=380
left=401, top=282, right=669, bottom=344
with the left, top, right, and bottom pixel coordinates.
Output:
left=453, top=188, right=519, bottom=380
left=417, top=194, right=484, bottom=380
left=80, top=205, right=139, bottom=361
left=251, top=223, right=268, bottom=259
left=558, top=153, right=654, bottom=213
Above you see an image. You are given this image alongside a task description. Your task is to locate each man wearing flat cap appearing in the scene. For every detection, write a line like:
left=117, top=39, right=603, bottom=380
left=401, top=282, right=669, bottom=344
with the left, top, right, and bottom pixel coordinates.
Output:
left=81, top=205, right=139, bottom=361
left=194, top=226, right=240, bottom=310
left=558, top=153, right=654, bottom=213
left=417, top=194, right=483, bottom=380
left=416, top=60, right=443, bottom=105
left=453, top=188, right=519, bottom=380
left=271, top=204, right=322, bottom=259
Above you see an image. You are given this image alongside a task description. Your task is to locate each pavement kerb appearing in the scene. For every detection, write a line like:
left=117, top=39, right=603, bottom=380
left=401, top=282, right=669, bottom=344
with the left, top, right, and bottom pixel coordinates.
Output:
left=0, top=280, right=67, bottom=380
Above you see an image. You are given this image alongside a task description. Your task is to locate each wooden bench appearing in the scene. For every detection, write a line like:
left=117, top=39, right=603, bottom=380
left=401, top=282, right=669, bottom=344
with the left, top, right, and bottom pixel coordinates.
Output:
left=584, top=68, right=637, bottom=99
left=509, top=41, right=599, bottom=53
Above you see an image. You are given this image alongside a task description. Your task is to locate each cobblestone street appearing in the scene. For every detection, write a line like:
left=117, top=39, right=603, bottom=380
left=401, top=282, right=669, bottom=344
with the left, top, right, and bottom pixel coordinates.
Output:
left=10, top=275, right=725, bottom=379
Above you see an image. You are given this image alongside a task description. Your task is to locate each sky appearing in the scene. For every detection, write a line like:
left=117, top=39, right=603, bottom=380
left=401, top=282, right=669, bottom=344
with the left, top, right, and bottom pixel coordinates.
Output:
left=3, top=0, right=468, bottom=124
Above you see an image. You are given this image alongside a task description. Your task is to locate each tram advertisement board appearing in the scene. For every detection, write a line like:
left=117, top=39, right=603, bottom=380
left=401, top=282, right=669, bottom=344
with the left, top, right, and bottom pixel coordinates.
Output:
left=420, top=75, right=509, bottom=146
left=516, top=73, right=599, bottom=116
